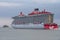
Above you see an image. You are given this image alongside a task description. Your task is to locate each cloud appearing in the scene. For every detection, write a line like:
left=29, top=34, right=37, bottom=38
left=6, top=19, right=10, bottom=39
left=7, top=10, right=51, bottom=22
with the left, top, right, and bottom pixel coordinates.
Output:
left=32, top=0, right=60, bottom=4
left=0, top=2, right=23, bottom=7
left=0, top=0, right=59, bottom=7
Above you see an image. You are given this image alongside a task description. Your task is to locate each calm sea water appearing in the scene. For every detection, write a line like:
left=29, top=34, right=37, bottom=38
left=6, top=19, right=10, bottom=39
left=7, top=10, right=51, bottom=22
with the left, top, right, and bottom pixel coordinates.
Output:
left=0, top=27, right=60, bottom=40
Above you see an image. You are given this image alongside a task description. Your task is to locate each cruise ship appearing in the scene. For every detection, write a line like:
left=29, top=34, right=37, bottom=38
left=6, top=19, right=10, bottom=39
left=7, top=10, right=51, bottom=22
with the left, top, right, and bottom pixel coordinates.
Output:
left=11, top=8, right=55, bottom=29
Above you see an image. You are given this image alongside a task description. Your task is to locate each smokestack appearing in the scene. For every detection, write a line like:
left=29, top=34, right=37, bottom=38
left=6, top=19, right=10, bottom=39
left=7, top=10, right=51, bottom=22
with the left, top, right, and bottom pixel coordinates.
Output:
left=34, top=8, right=39, bottom=11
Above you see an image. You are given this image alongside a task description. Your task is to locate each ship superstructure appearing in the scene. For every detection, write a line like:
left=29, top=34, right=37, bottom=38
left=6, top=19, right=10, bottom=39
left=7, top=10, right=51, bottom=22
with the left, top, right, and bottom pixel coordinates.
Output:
left=11, top=8, right=54, bottom=29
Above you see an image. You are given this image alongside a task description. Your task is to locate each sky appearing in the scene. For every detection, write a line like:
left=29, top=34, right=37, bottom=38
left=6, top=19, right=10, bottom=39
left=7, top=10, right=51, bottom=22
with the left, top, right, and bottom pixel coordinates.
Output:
left=0, top=0, right=60, bottom=26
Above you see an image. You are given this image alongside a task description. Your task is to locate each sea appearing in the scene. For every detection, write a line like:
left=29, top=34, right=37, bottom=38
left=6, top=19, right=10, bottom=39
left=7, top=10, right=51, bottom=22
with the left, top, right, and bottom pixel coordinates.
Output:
left=0, top=27, right=60, bottom=40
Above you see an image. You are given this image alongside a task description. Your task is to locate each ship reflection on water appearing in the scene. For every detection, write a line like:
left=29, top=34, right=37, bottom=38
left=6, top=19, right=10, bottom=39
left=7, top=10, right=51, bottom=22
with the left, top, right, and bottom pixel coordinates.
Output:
left=0, top=27, right=60, bottom=40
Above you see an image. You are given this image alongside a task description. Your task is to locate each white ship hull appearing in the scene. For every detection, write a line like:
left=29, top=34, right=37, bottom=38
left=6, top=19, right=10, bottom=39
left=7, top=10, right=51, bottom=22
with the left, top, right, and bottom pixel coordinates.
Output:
left=11, top=24, right=44, bottom=29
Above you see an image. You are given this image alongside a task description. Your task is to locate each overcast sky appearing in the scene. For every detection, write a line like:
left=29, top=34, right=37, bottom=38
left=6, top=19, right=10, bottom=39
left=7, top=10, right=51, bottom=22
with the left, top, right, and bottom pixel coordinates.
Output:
left=0, top=0, right=60, bottom=26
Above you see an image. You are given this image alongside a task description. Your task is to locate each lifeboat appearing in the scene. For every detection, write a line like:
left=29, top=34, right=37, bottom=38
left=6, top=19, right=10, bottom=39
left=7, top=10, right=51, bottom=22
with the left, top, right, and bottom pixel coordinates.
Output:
left=44, top=23, right=58, bottom=30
